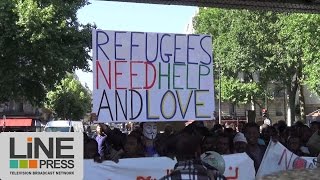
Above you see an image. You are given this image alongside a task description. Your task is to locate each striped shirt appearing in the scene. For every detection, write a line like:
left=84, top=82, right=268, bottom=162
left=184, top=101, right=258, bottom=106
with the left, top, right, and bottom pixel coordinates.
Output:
left=159, top=159, right=226, bottom=180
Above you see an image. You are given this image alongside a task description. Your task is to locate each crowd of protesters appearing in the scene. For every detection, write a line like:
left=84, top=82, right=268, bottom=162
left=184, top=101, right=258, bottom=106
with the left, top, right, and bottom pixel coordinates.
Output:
left=83, top=120, right=320, bottom=179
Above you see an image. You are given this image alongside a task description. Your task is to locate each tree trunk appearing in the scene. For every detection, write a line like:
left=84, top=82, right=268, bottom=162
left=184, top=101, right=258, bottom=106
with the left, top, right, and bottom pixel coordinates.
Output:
left=251, top=97, right=255, bottom=111
left=297, top=57, right=306, bottom=123
left=286, top=89, right=296, bottom=126
left=298, top=84, right=306, bottom=123
left=286, top=73, right=299, bottom=126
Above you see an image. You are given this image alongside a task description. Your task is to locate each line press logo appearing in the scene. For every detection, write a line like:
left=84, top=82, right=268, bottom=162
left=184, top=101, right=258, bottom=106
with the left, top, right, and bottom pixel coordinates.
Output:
left=0, top=132, right=83, bottom=180
left=9, top=136, right=74, bottom=169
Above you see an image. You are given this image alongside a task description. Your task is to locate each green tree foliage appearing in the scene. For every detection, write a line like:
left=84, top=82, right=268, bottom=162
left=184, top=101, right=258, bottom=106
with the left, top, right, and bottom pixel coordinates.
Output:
left=46, top=73, right=91, bottom=120
left=194, top=8, right=277, bottom=106
left=194, top=8, right=320, bottom=123
left=0, top=0, right=92, bottom=105
left=270, top=13, right=320, bottom=121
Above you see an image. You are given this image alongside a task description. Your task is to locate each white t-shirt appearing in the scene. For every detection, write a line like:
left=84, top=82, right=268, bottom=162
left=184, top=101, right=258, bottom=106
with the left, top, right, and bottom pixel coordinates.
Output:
left=264, top=118, right=272, bottom=125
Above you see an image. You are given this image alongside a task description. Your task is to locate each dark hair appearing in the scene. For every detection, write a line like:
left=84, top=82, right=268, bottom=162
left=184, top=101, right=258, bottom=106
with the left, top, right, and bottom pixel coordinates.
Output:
left=130, top=130, right=143, bottom=138
left=277, top=120, right=287, bottom=134
left=109, top=130, right=126, bottom=151
left=224, top=127, right=235, bottom=135
left=96, top=123, right=108, bottom=135
left=173, top=132, right=202, bottom=160
left=195, top=126, right=210, bottom=137
left=310, top=121, right=320, bottom=128
left=287, top=134, right=300, bottom=142
left=244, top=122, right=260, bottom=133
left=294, top=121, right=304, bottom=127
left=268, top=126, right=278, bottom=133
left=126, top=134, right=143, bottom=146
left=157, top=133, right=177, bottom=157
left=212, top=124, right=223, bottom=131
left=217, top=132, right=232, bottom=143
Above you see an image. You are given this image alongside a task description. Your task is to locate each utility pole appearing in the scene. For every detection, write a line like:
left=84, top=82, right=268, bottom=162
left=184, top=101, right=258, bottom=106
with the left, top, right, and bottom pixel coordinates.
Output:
left=2, top=115, right=6, bottom=132
left=219, top=60, right=222, bottom=124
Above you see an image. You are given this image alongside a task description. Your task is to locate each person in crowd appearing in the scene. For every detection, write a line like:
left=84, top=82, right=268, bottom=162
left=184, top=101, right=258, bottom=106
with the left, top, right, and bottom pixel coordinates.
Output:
left=160, top=132, right=221, bottom=180
left=202, top=135, right=217, bottom=153
left=95, top=123, right=108, bottom=160
left=160, top=133, right=177, bottom=159
left=276, top=120, right=288, bottom=145
left=212, top=124, right=224, bottom=134
left=100, top=127, right=126, bottom=162
left=164, top=124, right=174, bottom=136
left=310, top=121, right=320, bottom=135
left=259, top=124, right=270, bottom=145
left=141, top=122, right=159, bottom=157
left=122, top=134, right=145, bottom=158
left=244, top=122, right=266, bottom=172
left=216, top=133, right=231, bottom=155
left=84, top=132, right=89, bottom=144
left=84, top=138, right=102, bottom=163
left=237, top=121, right=246, bottom=133
left=266, top=126, right=279, bottom=144
left=307, top=128, right=320, bottom=157
left=262, top=112, right=272, bottom=125
left=233, top=132, right=247, bottom=153
left=224, top=127, right=236, bottom=140
left=286, top=135, right=304, bottom=156
left=297, top=125, right=312, bottom=155
left=201, top=151, right=227, bottom=180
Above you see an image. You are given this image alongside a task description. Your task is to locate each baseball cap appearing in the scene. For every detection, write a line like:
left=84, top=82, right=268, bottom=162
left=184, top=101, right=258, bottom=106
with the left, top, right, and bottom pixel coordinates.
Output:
left=200, top=151, right=225, bottom=174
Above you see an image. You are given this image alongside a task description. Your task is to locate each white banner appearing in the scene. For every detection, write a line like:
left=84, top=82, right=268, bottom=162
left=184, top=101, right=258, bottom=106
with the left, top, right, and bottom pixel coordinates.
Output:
left=84, top=157, right=175, bottom=180
left=223, top=153, right=255, bottom=180
left=92, top=30, right=215, bottom=122
left=256, top=141, right=317, bottom=178
left=84, top=153, right=255, bottom=180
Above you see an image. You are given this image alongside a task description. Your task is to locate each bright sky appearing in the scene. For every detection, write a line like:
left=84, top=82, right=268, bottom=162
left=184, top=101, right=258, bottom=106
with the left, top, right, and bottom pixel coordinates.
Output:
left=75, top=0, right=197, bottom=90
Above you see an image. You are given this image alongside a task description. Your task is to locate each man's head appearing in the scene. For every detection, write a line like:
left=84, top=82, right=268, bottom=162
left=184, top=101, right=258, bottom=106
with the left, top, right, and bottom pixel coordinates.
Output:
left=310, top=121, right=320, bottom=134
left=244, top=122, right=260, bottom=145
left=124, top=134, right=143, bottom=157
left=202, top=135, right=217, bottom=153
left=174, top=132, right=202, bottom=160
left=216, top=133, right=231, bottom=155
left=96, top=123, right=109, bottom=135
left=96, top=124, right=103, bottom=135
left=201, top=151, right=226, bottom=175
left=237, top=121, right=246, bottom=133
left=142, top=122, right=157, bottom=140
left=164, top=124, right=173, bottom=135
left=233, top=132, right=247, bottom=153
left=287, top=135, right=301, bottom=152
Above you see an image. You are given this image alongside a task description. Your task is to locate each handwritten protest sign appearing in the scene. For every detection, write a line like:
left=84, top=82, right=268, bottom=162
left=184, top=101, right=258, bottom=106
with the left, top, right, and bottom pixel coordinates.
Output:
left=84, top=153, right=255, bottom=180
left=256, top=141, right=317, bottom=178
left=223, top=153, right=255, bottom=180
left=92, top=30, right=214, bottom=122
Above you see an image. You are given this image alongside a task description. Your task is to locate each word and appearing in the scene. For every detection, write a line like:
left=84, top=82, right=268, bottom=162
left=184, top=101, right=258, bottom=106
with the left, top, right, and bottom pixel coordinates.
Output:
left=97, top=89, right=210, bottom=121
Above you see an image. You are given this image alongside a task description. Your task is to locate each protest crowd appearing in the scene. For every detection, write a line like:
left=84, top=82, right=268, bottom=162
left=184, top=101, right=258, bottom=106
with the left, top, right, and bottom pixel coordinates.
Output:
left=83, top=119, right=320, bottom=179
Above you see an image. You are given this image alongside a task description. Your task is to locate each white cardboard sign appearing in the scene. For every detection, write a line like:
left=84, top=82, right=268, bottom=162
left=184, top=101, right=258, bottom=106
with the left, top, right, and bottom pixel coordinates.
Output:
left=92, top=30, right=215, bottom=122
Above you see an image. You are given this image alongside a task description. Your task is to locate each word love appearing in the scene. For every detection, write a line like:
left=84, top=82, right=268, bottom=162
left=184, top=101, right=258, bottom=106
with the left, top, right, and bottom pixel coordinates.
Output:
left=97, top=89, right=210, bottom=121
